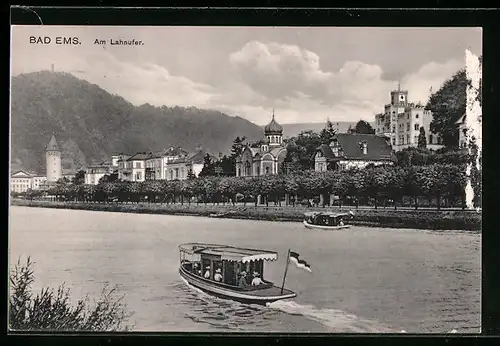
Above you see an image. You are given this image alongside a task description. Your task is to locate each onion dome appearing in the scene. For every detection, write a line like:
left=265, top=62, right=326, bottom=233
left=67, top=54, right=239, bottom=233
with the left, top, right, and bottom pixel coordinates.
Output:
left=264, top=109, right=283, bottom=135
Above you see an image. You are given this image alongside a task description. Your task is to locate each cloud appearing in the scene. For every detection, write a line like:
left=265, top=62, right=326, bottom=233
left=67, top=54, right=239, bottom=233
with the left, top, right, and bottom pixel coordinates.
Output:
left=11, top=34, right=466, bottom=126
left=224, top=41, right=465, bottom=124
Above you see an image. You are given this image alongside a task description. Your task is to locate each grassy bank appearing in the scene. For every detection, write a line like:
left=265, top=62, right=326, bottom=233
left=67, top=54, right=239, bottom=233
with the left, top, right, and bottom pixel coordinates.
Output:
left=11, top=199, right=481, bottom=231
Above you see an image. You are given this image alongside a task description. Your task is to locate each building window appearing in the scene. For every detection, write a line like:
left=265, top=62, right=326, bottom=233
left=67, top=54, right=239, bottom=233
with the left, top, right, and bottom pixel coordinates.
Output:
left=407, top=114, right=409, bottom=119
left=392, top=138, right=396, bottom=145
left=401, top=136, right=404, bottom=144
left=170, top=170, right=174, bottom=180
left=414, top=136, right=418, bottom=143
left=415, top=113, right=419, bottom=119
left=392, top=126, right=395, bottom=133
left=407, top=134, right=410, bottom=143
left=175, top=168, right=179, bottom=179
left=406, top=123, right=410, bottom=131
left=245, top=161, right=251, bottom=176
left=136, top=173, right=142, bottom=180
left=265, top=167, right=270, bottom=175
left=429, top=134, right=433, bottom=144
left=414, top=124, right=419, bottom=131
left=256, top=166, right=260, bottom=176
left=135, top=162, right=141, bottom=168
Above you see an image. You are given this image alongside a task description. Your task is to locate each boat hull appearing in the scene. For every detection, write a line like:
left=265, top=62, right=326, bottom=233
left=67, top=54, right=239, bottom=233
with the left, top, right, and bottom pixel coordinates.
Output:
left=179, top=267, right=296, bottom=305
left=303, top=220, right=350, bottom=230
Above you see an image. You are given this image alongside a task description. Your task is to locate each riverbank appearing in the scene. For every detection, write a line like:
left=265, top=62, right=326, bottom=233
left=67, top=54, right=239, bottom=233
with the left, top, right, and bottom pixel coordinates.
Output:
left=10, top=199, right=481, bottom=231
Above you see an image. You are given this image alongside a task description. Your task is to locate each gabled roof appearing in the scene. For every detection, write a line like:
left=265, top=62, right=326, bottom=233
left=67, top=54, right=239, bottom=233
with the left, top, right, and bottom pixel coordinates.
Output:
left=11, top=170, right=33, bottom=178
left=45, top=135, right=61, bottom=151
left=317, top=134, right=395, bottom=162
left=455, top=113, right=466, bottom=125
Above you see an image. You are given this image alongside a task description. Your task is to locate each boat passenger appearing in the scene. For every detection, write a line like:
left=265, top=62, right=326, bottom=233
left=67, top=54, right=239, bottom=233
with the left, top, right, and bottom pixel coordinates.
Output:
left=251, top=272, right=263, bottom=286
left=204, top=266, right=211, bottom=279
left=214, top=268, right=222, bottom=282
left=238, top=271, right=248, bottom=287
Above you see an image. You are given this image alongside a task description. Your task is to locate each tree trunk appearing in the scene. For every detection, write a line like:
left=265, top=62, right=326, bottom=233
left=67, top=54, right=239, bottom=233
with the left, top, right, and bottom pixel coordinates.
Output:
left=437, top=194, right=441, bottom=211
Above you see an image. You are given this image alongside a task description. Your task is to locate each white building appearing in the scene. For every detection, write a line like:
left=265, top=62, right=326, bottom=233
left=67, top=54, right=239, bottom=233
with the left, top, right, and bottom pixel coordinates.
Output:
left=374, top=86, right=444, bottom=151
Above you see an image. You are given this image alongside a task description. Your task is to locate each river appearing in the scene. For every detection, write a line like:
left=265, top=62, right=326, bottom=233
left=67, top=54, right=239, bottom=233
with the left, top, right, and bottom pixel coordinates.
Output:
left=9, top=206, right=481, bottom=333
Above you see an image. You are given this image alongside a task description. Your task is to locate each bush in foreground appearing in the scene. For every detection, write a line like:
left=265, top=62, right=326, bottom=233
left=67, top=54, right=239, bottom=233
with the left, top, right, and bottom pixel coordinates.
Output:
left=9, top=257, right=132, bottom=331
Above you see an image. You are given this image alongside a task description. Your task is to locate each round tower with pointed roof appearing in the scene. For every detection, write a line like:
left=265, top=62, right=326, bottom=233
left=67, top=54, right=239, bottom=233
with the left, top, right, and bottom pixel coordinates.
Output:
left=45, top=134, right=62, bottom=182
left=264, top=109, right=283, bottom=147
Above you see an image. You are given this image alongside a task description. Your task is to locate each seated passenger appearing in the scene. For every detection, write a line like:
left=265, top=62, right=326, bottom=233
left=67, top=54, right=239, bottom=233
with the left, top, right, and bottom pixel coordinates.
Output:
left=214, top=268, right=222, bottom=282
left=251, top=272, right=263, bottom=286
left=193, top=263, right=200, bottom=275
left=238, top=271, right=248, bottom=287
left=204, top=266, right=211, bottom=279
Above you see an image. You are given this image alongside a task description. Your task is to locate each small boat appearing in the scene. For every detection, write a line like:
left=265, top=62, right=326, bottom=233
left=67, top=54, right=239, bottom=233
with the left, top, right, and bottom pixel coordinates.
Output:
left=208, top=211, right=235, bottom=218
left=303, top=211, right=354, bottom=230
left=178, top=243, right=297, bottom=305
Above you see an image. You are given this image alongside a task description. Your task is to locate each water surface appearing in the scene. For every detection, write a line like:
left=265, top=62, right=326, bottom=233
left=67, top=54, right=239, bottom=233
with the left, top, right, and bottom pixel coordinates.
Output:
left=9, top=206, right=481, bottom=333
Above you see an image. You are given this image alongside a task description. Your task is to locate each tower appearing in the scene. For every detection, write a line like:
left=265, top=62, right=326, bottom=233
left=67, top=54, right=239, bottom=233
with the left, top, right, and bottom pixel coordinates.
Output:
left=263, top=109, right=283, bottom=147
left=390, top=81, right=408, bottom=106
left=45, top=135, right=62, bottom=182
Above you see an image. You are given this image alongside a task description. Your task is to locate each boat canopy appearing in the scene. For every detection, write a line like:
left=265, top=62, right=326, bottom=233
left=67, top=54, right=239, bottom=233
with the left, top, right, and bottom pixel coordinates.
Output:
left=179, top=243, right=278, bottom=263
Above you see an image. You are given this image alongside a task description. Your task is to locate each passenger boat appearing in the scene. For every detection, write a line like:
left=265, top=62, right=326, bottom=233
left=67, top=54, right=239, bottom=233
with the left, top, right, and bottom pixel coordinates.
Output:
left=178, top=243, right=297, bottom=305
left=303, top=211, right=354, bottom=230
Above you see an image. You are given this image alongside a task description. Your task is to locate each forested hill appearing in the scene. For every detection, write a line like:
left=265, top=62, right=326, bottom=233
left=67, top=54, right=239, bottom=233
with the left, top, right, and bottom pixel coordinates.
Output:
left=10, top=71, right=264, bottom=174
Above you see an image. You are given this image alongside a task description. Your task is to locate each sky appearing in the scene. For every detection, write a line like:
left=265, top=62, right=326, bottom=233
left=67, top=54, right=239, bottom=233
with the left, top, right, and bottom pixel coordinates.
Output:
left=11, top=26, right=482, bottom=125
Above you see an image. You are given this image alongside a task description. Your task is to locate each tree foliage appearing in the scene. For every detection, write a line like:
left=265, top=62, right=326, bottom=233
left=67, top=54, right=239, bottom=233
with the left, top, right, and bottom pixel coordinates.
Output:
left=426, top=69, right=466, bottom=147
left=9, top=257, right=132, bottom=331
left=351, top=120, right=376, bottom=134
left=417, top=127, right=427, bottom=149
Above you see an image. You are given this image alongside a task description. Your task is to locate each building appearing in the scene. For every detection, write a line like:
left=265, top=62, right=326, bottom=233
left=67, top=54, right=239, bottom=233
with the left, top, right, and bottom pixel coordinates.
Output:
left=455, top=113, right=482, bottom=149
left=314, top=133, right=396, bottom=172
left=235, top=111, right=287, bottom=177
left=117, top=152, right=149, bottom=182
left=45, top=135, right=62, bottom=182
left=10, top=170, right=48, bottom=193
left=374, top=85, right=444, bottom=151
left=85, top=161, right=114, bottom=185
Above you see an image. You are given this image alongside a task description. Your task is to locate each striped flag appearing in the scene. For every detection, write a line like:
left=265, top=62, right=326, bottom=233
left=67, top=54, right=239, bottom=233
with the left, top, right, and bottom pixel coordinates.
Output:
left=289, top=251, right=312, bottom=272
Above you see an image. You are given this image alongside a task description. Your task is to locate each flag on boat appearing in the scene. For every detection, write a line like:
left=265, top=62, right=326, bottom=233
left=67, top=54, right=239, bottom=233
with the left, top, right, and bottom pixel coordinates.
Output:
left=289, top=251, right=311, bottom=272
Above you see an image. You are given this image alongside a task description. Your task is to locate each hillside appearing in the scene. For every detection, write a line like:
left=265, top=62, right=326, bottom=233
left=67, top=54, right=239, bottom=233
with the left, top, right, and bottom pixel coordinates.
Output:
left=277, top=121, right=376, bottom=138
left=10, top=71, right=264, bottom=174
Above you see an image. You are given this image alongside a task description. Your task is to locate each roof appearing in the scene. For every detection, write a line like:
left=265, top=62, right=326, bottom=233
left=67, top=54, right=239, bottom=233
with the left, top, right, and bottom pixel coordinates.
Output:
left=264, top=114, right=283, bottom=134
left=186, top=150, right=205, bottom=164
left=11, top=170, right=33, bottom=178
left=45, top=135, right=61, bottom=151
left=318, top=134, right=395, bottom=162
left=455, top=113, right=466, bottom=125
left=126, top=152, right=150, bottom=161
left=163, top=146, right=189, bottom=157
left=179, top=243, right=278, bottom=263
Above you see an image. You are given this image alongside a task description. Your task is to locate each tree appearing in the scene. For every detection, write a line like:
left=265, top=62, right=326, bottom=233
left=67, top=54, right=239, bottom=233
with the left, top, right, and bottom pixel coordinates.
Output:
left=198, top=153, right=215, bottom=177
left=417, top=127, right=427, bottom=149
left=352, top=120, right=375, bottom=134
left=319, top=120, right=337, bottom=144
left=9, top=257, right=131, bottom=331
left=230, top=136, right=246, bottom=160
left=283, top=130, right=322, bottom=172
left=426, top=69, right=466, bottom=147
left=73, top=170, right=85, bottom=185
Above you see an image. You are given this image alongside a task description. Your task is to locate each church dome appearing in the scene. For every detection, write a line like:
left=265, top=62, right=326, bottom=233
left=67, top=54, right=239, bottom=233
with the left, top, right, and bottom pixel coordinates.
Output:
left=264, top=111, right=283, bottom=134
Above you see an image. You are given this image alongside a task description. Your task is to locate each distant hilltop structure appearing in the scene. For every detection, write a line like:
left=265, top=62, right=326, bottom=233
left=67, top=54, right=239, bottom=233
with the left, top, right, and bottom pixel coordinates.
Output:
left=374, top=84, right=444, bottom=151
